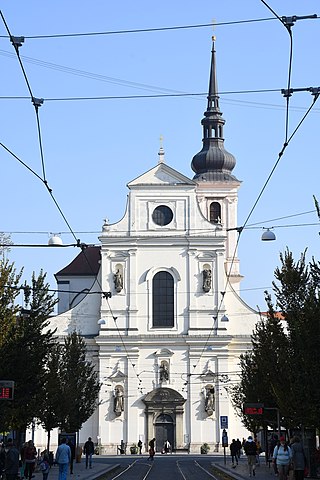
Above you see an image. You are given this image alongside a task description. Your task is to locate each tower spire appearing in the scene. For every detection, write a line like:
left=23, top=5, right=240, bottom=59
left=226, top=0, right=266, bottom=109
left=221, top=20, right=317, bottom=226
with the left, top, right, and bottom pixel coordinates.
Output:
left=191, top=37, right=238, bottom=182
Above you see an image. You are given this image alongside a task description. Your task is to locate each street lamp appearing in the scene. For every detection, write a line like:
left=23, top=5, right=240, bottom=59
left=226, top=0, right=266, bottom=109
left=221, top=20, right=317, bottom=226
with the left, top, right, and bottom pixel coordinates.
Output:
left=261, top=229, right=276, bottom=241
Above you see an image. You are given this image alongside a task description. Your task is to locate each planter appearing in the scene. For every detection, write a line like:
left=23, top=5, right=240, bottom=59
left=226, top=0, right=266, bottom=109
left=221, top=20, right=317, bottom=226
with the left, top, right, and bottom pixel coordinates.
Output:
left=200, top=444, right=210, bottom=454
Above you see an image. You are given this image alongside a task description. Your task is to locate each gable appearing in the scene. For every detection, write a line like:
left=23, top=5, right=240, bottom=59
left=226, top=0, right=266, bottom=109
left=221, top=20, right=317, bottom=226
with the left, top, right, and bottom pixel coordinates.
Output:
left=128, top=163, right=196, bottom=188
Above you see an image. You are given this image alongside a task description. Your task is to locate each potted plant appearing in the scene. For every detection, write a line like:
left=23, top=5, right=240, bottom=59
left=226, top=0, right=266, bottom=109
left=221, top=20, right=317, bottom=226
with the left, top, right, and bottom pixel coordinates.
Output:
left=130, top=443, right=138, bottom=454
left=201, top=443, right=210, bottom=454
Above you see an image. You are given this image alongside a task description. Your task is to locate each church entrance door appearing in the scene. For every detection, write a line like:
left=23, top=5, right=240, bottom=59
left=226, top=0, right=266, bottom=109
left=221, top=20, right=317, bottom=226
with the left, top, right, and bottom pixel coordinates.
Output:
left=155, top=414, right=174, bottom=452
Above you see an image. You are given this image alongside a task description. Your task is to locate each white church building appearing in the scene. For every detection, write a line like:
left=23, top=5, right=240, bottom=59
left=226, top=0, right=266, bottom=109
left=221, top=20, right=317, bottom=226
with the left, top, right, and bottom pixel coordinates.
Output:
left=38, top=38, right=260, bottom=454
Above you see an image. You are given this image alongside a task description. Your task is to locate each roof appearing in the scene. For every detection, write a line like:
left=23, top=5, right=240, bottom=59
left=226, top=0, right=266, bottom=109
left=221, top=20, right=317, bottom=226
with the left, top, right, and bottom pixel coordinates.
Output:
left=55, top=246, right=101, bottom=277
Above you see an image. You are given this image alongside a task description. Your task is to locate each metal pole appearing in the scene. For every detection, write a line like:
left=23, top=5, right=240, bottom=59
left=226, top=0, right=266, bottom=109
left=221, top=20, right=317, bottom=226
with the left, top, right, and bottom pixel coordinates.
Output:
left=277, top=409, right=281, bottom=438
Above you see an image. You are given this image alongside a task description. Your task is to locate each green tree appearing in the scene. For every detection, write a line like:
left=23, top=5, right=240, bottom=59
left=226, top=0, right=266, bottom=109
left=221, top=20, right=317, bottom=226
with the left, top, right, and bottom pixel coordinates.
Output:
left=270, top=249, right=320, bottom=428
left=230, top=303, right=287, bottom=433
left=38, top=343, right=62, bottom=451
left=58, top=331, right=101, bottom=433
left=0, top=260, right=23, bottom=432
left=0, top=261, right=57, bottom=442
left=231, top=249, right=320, bottom=433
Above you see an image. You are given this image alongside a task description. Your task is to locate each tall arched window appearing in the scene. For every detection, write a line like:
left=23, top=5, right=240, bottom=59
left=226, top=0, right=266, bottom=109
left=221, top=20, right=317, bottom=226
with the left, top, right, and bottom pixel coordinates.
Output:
left=152, top=271, right=174, bottom=327
left=210, top=202, right=221, bottom=224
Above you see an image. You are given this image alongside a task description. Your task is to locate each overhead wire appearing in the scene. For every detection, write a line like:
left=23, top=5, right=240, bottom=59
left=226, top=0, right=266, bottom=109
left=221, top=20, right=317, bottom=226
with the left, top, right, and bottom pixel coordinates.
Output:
left=1, top=8, right=319, bottom=391
left=0, top=12, right=48, bottom=183
left=190, top=4, right=320, bottom=375
left=2, top=208, right=318, bottom=235
left=0, top=17, right=277, bottom=40
left=0, top=11, right=79, bottom=244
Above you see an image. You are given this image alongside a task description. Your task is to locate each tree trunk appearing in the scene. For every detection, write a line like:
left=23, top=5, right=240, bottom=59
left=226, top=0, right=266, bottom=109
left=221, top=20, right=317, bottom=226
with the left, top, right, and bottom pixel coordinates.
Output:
left=47, top=429, right=51, bottom=452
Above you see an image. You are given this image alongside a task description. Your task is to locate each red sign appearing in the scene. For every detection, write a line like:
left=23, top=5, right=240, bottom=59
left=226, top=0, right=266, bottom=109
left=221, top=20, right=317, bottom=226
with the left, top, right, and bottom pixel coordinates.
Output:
left=0, top=381, right=14, bottom=400
left=243, top=403, right=264, bottom=415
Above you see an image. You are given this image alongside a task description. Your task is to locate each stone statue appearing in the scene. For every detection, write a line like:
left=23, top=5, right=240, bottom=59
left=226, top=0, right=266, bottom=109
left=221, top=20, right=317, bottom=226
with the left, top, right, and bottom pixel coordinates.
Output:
left=202, top=268, right=212, bottom=293
left=114, top=269, right=123, bottom=293
left=159, top=362, right=169, bottom=382
left=114, top=386, right=124, bottom=415
left=205, top=387, right=215, bottom=415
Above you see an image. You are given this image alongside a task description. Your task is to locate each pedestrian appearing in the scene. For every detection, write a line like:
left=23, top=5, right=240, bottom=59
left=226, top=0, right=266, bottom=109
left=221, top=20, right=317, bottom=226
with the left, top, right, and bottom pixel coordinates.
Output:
left=0, top=441, right=6, bottom=478
left=4, top=438, right=19, bottom=480
left=164, top=440, right=171, bottom=454
left=230, top=439, right=239, bottom=467
left=56, top=437, right=71, bottom=480
left=290, top=436, right=306, bottom=480
left=137, top=440, right=143, bottom=455
left=39, top=452, right=50, bottom=480
left=83, top=437, right=95, bottom=469
left=66, top=438, right=75, bottom=474
left=244, top=435, right=258, bottom=477
left=269, top=434, right=279, bottom=474
left=148, top=438, right=155, bottom=461
left=235, top=438, right=242, bottom=459
left=23, top=439, right=37, bottom=480
left=255, top=436, right=262, bottom=466
left=273, top=436, right=292, bottom=480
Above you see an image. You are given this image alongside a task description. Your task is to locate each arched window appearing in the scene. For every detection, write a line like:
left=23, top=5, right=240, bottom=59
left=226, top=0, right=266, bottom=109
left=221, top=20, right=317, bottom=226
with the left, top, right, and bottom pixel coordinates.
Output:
left=152, top=271, right=174, bottom=327
left=209, top=202, right=221, bottom=224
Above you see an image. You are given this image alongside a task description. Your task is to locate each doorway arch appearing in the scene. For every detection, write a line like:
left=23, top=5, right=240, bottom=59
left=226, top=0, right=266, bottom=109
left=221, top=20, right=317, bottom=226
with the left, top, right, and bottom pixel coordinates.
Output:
left=155, top=413, right=174, bottom=452
left=142, top=387, right=186, bottom=451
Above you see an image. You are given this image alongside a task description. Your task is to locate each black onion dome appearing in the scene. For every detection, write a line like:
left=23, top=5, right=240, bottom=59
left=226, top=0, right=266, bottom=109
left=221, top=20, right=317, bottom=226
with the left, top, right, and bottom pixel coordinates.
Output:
left=191, top=37, right=238, bottom=182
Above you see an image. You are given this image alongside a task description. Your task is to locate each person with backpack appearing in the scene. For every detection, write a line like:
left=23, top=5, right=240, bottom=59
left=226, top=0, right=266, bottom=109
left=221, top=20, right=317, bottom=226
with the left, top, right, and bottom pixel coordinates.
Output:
left=39, top=452, right=50, bottom=480
left=148, top=438, right=155, bottom=461
left=244, top=435, right=258, bottom=477
left=273, top=436, right=292, bottom=480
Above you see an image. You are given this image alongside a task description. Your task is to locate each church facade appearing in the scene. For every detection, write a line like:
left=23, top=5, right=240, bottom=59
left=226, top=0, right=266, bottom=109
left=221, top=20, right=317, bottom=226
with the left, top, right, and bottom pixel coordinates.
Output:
left=43, top=39, right=260, bottom=454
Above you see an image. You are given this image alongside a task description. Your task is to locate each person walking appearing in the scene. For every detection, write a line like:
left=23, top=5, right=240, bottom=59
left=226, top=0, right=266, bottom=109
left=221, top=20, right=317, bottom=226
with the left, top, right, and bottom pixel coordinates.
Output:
left=235, top=438, right=242, bottom=459
left=148, top=438, right=155, bottom=461
left=269, top=434, right=279, bottom=474
left=23, top=440, right=37, bottom=480
left=164, top=440, right=171, bottom=454
left=66, top=439, right=75, bottom=474
left=56, top=438, right=71, bottom=480
left=255, top=437, right=262, bottom=466
left=4, top=438, right=19, bottom=480
left=273, top=436, right=292, bottom=480
left=244, top=435, right=258, bottom=477
left=290, top=436, right=306, bottom=480
left=230, top=439, right=239, bottom=467
left=39, top=452, right=50, bottom=480
left=83, top=437, right=95, bottom=469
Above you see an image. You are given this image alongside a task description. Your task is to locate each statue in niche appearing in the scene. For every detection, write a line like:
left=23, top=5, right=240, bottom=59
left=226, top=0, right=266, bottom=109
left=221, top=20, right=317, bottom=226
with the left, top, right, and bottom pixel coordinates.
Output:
left=114, top=269, right=123, bottom=293
left=203, top=268, right=212, bottom=293
left=113, top=386, right=124, bottom=416
left=159, top=361, right=169, bottom=382
left=204, top=386, right=215, bottom=415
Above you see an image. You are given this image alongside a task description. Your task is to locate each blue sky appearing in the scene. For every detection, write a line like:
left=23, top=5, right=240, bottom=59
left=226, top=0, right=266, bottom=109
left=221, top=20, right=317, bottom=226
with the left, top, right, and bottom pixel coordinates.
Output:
left=1, top=0, right=320, bottom=311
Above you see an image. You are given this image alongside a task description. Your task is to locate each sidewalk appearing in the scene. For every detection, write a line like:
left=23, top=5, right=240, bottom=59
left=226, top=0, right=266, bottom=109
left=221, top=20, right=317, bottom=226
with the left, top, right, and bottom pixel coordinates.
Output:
left=31, top=459, right=119, bottom=480
left=214, top=455, right=276, bottom=480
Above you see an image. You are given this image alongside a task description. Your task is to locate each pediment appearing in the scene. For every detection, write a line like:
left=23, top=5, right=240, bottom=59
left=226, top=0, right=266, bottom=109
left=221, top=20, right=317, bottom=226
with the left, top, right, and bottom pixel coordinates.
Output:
left=153, top=348, right=174, bottom=358
left=128, top=163, right=195, bottom=187
left=200, top=370, right=216, bottom=380
left=143, top=387, right=185, bottom=405
left=109, top=369, right=126, bottom=381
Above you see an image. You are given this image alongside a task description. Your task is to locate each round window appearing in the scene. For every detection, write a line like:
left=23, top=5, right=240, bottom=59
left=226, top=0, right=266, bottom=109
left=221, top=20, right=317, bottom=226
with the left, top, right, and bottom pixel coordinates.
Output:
left=152, top=205, right=173, bottom=226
